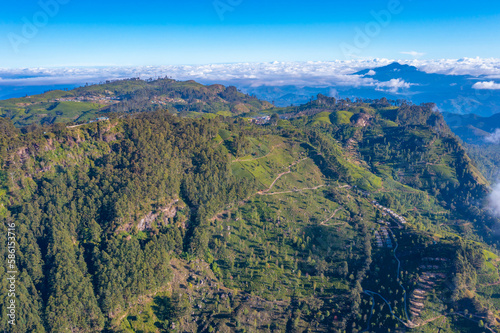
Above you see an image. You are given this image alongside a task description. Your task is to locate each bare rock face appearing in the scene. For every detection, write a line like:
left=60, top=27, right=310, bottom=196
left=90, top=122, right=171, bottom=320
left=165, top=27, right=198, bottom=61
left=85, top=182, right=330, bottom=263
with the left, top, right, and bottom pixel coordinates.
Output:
left=137, top=211, right=157, bottom=231
left=161, top=199, right=181, bottom=219
left=137, top=199, right=183, bottom=231
left=350, top=113, right=371, bottom=127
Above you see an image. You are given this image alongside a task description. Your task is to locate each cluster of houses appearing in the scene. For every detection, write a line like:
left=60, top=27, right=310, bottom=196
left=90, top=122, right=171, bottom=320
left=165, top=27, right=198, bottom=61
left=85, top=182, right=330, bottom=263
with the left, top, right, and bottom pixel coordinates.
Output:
left=372, top=201, right=407, bottom=225
left=248, top=114, right=290, bottom=125
left=89, top=117, right=109, bottom=123
left=351, top=185, right=370, bottom=197
left=66, top=116, right=110, bottom=129
left=52, top=95, right=120, bottom=104
left=250, top=115, right=271, bottom=124
left=373, top=227, right=393, bottom=248
left=150, top=99, right=169, bottom=105
left=149, top=97, right=186, bottom=105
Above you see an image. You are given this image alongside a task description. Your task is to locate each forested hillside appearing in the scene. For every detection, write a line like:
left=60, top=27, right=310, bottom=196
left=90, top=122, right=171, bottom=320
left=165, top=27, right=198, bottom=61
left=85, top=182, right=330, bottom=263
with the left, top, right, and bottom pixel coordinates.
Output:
left=0, top=78, right=272, bottom=127
left=1, top=80, right=500, bottom=333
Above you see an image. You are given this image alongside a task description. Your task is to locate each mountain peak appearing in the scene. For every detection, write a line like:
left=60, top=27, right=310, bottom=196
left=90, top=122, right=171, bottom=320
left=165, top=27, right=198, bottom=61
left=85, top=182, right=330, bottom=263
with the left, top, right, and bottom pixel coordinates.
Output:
left=384, top=62, right=419, bottom=71
left=355, top=62, right=419, bottom=76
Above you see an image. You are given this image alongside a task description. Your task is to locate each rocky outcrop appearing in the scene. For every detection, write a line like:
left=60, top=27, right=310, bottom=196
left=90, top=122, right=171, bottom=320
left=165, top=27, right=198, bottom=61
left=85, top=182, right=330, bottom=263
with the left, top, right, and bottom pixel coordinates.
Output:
left=350, top=113, right=372, bottom=127
left=137, top=199, right=183, bottom=231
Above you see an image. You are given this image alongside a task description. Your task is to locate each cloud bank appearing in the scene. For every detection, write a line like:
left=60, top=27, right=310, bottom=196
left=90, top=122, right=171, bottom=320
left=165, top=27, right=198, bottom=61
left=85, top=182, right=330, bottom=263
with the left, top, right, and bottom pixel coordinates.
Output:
left=485, top=129, right=500, bottom=144
left=0, top=60, right=415, bottom=94
left=1, top=58, right=500, bottom=94
left=489, top=184, right=500, bottom=218
left=375, top=78, right=412, bottom=93
left=473, top=81, right=500, bottom=90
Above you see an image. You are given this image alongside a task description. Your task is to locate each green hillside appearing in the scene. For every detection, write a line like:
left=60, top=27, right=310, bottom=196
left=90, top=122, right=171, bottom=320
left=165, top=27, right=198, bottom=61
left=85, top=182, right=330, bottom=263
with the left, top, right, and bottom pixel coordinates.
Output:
left=0, top=84, right=499, bottom=333
left=0, top=78, right=272, bottom=127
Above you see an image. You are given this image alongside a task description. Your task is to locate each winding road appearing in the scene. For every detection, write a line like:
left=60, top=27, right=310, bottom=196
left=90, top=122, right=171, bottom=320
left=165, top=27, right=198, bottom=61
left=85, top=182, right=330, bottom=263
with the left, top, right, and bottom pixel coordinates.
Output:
left=361, top=228, right=410, bottom=331
left=389, top=228, right=410, bottom=322
left=257, top=157, right=308, bottom=194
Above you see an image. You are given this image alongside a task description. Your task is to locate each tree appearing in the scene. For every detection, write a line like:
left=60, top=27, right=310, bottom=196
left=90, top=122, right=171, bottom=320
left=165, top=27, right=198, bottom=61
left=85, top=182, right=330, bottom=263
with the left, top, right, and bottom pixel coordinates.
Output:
left=270, top=113, right=279, bottom=125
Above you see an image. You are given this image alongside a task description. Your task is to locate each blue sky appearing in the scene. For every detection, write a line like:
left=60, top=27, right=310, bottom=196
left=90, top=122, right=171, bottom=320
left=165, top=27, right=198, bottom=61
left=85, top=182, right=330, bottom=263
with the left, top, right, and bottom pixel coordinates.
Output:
left=1, top=0, right=500, bottom=68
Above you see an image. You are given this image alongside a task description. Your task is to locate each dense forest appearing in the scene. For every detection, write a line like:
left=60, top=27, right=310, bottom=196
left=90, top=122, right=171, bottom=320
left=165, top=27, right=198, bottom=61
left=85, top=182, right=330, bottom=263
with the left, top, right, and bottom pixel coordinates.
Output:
left=1, top=79, right=500, bottom=332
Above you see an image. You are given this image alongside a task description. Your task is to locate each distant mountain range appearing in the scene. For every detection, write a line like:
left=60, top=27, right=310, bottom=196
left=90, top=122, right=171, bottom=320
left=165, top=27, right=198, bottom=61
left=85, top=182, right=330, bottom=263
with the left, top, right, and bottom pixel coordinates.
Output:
left=443, top=112, right=500, bottom=145
left=240, top=62, right=500, bottom=117
left=441, top=112, right=500, bottom=183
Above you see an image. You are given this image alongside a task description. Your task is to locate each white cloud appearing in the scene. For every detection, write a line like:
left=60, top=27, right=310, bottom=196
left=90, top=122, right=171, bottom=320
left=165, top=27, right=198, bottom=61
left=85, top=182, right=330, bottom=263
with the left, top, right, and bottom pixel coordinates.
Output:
left=407, top=57, right=500, bottom=77
left=328, top=88, right=339, bottom=99
left=375, top=78, right=412, bottom=93
left=366, top=70, right=376, bottom=76
left=0, top=61, right=414, bottom=93
left=401, top=51, right=425, bottom=57
left=489, top=183, right=500, bottom=218
left=472, top=81, right=500, bottom=90
left=1, top=58, right=500, bottom=93
left=485, top=129, right=500, bottom=144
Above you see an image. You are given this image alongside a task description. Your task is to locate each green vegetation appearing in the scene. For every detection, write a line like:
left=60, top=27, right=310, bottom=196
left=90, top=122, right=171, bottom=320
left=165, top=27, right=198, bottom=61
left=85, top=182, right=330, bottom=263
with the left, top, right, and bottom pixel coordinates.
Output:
left=331, top=111, right=354, bottom=125
left=0, top=81, right=499, bottom=332
left=0, top=78, right=272, bottom=127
